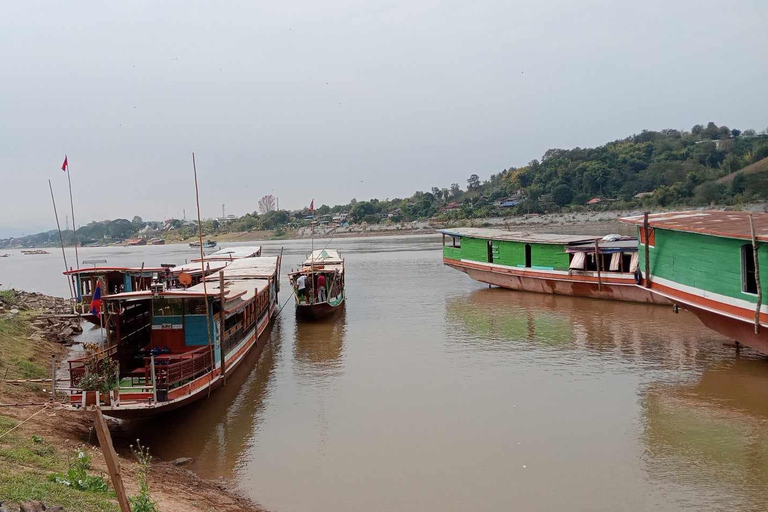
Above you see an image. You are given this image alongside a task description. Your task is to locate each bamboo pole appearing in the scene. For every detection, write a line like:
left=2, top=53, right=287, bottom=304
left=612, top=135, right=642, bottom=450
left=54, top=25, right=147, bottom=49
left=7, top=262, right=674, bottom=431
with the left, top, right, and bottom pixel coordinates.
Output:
left=50, top=355, right=56, bottom=402
left=93, top=408, right=131, bottom=512
left=594, top=239, right=602, bottom=291
left=150, top=353, right=157, bottom=404
left=48, top=180, right=75, bottom=303
left=219, top=270, right=226, bottom=386
left=643, top=212, right=651, bottom=288
left=749, top=215, right=762, bottom=334
left=63, top=157, right=80, bottom=271
left=192, top=153, right=215, bottom=396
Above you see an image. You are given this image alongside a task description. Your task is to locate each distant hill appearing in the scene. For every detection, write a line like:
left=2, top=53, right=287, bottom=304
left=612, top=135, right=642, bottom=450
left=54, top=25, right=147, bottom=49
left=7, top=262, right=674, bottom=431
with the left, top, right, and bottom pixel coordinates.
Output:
left=717, top=155, right=768, bottom=184
left=3, top=122, right=768, bottom=248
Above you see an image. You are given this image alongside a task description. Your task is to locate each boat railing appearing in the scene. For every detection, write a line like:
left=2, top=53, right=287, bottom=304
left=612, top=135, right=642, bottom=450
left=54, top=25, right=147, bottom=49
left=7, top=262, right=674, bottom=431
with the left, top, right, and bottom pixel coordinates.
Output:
left=68, top=344, right=119, bottom=387
left=152, top=347, right=213, bottom=392
left=222, top=326, right=244, bottom=355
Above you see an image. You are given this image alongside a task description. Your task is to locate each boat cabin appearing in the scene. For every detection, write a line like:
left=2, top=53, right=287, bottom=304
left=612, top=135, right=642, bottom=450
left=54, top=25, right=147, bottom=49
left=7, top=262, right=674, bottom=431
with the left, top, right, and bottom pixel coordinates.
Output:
left=440, top=228, right=639, bottom=275
left=65, top=266, right=165, bottom=316
left=289, top=249, right=345, bottom=306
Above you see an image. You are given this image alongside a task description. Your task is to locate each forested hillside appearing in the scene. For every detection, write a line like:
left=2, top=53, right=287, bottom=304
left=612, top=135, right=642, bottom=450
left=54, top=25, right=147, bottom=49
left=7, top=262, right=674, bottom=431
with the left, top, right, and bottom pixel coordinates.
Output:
left=4, top=122, right=768, bottom=248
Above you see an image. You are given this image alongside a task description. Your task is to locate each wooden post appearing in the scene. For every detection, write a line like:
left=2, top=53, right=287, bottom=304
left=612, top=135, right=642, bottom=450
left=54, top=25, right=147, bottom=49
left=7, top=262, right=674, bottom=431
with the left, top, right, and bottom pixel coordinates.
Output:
left=219, top=271, right=226, bottom=386
left=93, top=408, right=131, bottom=512
left=50, top=355, right=56, bottom=402
left=749, top=215, right=762, bottom=334
left=643, top=212, right=651, bottom=288
left=594, top=239, right=602, bottom=291
left=150, top=354, right=157, bottom=404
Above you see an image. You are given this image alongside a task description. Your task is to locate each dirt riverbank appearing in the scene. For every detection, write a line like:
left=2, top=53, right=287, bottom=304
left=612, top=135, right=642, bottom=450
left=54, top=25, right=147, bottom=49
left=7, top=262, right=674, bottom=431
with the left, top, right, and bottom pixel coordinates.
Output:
left=0, top=290, right=263, bottom=512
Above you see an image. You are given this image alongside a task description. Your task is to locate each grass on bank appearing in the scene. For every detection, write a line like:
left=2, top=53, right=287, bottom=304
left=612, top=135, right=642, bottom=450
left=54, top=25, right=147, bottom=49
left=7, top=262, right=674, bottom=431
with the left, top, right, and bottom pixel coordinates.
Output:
left=0, top=414, right=118, bottom=512
left=0, top=306, right=118, bottom=511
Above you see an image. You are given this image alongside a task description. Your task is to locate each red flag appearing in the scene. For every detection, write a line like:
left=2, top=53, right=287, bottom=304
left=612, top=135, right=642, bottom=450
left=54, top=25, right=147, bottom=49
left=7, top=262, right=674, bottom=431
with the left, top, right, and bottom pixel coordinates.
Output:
left=309, top=199, right=314, bottom=212
left=61, top=155, right=68, bottom=172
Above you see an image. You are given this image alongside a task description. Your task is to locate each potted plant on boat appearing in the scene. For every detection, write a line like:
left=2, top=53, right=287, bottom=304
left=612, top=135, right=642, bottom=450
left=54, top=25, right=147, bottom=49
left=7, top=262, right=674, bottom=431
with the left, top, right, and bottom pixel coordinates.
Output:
left=79, top=345, right=120, bottom=406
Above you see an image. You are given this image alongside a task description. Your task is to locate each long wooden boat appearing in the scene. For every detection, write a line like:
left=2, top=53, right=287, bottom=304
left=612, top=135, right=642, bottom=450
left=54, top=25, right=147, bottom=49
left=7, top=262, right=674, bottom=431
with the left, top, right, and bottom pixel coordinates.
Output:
left=440, top=228, right=667, bottom=304
left=66, top=255, right=282, bottom=418
left=620, top=211, right=768, bottom=354
left=288, top=249, right=346, bottom=319
left=189, top=240, right=217, bottom=248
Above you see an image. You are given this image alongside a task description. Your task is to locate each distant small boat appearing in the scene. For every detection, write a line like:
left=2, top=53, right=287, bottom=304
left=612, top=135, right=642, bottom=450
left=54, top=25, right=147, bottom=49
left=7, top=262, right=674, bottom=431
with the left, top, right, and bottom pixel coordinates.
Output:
left=125, top=238, right=147, bottom=246
left=289, top=249, right=346, bottom=319
left=21, top=249, right=50, bottom=255
left=189, top=240, right=217, bottom=248
left=149, top=238, right=166, bottom=245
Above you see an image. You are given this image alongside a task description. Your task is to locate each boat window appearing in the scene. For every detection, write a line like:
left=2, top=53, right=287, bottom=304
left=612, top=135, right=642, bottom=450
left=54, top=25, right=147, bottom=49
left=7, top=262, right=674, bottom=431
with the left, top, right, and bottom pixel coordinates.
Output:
left=524, top=244, right=532, bottom=268
left=569, top=252, right=586, bottom=270
left=609, top=253, right=621, bottom=271
left=225, top=311, right=243, bottom=331
left=452, top=236, right=461, bottom=248
left=153, top=298, right=183, bottom=316
left=742, top=244, right=758, bottom=294
left=487, top=241, right=493, bottom=263
left=184, top=297, right=207, bottom=315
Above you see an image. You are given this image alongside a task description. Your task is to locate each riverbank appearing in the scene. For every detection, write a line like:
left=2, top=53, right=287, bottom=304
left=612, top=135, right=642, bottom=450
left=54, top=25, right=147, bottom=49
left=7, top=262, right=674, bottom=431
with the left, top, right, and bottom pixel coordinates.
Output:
left=0, top=290, right=263, bottom=512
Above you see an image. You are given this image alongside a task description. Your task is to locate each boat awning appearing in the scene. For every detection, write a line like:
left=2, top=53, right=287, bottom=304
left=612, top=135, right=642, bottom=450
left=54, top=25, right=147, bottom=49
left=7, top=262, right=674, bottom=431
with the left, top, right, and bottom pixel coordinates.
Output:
left=620, top=210, right=768, bottom=242
left=303, top=249, right=343, bottom=265
left=64, top=266, right=165, bottom=276
left=191, top=246, right=262, bottom=262
left=172, top=261, right=229, bottom=277
left=203, top=256, right=279, bottom=280
left=438, top=228, right=596, bottom=245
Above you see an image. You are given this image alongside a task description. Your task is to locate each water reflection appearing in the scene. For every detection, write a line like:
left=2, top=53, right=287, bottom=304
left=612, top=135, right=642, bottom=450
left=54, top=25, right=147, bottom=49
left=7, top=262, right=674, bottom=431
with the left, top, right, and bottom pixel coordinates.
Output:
left=120, top=320, right=282, bottom=480
left=445, top=288, right=732, bottom=369
left=642, top=356, right=768, bottom=511
left=293, top=307, right=347, bottom=383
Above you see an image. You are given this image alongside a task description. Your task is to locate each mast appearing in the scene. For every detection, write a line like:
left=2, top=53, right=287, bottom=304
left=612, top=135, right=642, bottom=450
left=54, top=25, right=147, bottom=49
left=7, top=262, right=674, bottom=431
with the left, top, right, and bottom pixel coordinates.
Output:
left=48, top=180, right=75, bottom=303
left=63, top=156, right=80, bottom=270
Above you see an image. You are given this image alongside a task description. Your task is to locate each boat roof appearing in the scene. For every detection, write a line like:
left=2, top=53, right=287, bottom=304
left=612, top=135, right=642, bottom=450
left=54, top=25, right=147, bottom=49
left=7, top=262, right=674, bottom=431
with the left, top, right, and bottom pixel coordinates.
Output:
left=439, top=228, right=597, bottom=245
left=191, top=246, right=261, bottom=262
left=171, top=260, right=229, bottom=277
left=620, top=211, right=768, bottom=242
left=203, top=256, right=279, bottom=280
left=64, top=266, right=165, bottom=276
left=303, top=249, right=343, bottom=265
left=104, top=257, right=277, bottom=306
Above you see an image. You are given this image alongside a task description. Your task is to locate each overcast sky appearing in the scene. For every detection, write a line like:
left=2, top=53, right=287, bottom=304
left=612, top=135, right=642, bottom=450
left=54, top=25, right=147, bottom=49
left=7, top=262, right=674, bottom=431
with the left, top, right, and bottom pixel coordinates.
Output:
left=1, top=0, right=766, bottom=234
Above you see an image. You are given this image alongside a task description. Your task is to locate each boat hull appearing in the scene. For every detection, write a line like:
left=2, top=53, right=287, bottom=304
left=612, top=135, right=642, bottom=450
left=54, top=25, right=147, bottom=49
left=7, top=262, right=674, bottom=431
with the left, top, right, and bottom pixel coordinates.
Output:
left=296, top=300, right=344, bottom=320
left=445, top=257, right=668, bottom=305
left=643, top=280, right=768, bottom=355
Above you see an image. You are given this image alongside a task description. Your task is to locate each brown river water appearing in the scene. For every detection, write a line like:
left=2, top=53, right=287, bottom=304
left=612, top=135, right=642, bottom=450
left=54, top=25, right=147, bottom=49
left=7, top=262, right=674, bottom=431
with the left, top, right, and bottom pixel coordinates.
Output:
left=2, top=235, right=768, bottom=511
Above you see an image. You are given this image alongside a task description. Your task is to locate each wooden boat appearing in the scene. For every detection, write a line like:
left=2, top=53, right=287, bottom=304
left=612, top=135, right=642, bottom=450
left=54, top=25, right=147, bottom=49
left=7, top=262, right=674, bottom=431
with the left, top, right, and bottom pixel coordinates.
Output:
left=125, top=238, right=147, bottom=246
left=189, top=240, right=217, bottom=248
left=149, top=238, right=166, bottom=245
left=620, top=211, right=768, bottom=354
left=288, top=249, right=345, bottom=319
left=66, top=255, right=282, bottom=418
left=440, top=228, right=667, bottom=304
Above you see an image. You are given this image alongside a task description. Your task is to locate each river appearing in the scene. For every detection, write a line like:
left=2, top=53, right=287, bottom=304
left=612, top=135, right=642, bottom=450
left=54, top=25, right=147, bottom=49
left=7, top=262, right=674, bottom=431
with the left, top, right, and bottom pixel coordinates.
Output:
left=2, top=235, right=767, bottom=511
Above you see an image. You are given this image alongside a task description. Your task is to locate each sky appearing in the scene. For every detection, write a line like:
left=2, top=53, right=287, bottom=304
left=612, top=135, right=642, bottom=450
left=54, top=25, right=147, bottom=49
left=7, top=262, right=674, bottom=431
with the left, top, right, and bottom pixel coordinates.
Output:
left=1, top=0, right=767, bottom=235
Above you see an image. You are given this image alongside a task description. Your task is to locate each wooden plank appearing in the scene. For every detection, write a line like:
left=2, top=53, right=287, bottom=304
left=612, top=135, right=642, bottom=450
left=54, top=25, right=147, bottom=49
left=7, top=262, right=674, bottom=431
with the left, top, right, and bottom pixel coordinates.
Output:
left=93, top=407, right=132, bottom=512
left=594, top=239, right=602, bottom=291
left=219, top=271, right=227, bottom=385
left=643, top=212, right=650, bottom=287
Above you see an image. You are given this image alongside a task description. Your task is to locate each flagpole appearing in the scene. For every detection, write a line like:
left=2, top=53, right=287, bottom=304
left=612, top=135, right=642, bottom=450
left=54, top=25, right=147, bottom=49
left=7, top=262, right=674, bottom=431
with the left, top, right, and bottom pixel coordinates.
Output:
left=64, top=156, right=80, bottom=271
left=48, top=180, right=75, bottom=305
left=193, top=153, right=216, bottom=392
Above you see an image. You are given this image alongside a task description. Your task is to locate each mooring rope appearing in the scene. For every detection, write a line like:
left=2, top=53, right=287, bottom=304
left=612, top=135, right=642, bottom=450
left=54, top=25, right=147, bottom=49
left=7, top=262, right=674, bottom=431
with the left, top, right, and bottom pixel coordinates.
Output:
left=0, top=404, right=50, bottom=440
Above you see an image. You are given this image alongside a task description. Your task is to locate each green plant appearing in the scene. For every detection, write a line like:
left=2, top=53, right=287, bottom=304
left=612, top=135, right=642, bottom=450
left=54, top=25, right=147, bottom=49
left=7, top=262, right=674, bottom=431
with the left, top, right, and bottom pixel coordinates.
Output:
left=129, top=440, right=158, bottom=512
left=48, top=447, right=108, bottom=492
left=79, top=345, right=119, bottom=392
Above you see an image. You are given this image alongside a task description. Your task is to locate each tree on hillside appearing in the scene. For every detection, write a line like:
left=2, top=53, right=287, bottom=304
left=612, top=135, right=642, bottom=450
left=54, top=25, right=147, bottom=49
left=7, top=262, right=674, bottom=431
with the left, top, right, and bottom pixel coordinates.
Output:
left=467, top=174, right=481, bottom=191
left=132, top=216, right=144, bottom=230
left=258, top=195, right=276, bottom=214
left=552, top=185, right=573, bottom=207
left=450, top=183, right=462, bottom=198
left=431, top=187, right=442, bottom=200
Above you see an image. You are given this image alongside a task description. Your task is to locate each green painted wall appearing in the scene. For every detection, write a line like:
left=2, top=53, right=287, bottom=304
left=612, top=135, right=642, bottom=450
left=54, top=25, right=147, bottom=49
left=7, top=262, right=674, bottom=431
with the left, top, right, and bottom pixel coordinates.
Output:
left=639, top=227, right=768, bottom=303
left=444, top=236, right=570, bottom=270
